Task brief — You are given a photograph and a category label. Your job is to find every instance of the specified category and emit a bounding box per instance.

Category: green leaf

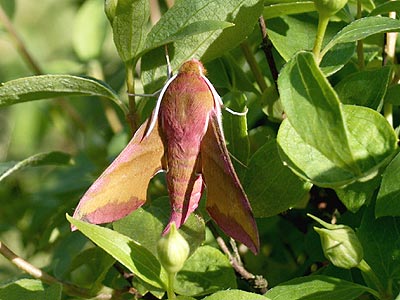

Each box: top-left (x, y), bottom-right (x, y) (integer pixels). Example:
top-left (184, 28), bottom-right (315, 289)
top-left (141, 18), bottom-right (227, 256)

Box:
top-left (384, 84), bottom-right (400, 105)
top-left (322, 16), bottom-right (400, 57)
top-left (175, 246), bottom-right (237, 296)
top-left (67, 247), bottom-right (115, 289)
top-left (111, 0), bottom-right (150, 62)
top-left (0, 75), bottom-right (127, 113)
top-left (72, 0), bottom-right (108, 61)
top-left (0, 279), bottom-right (62, 300)
top-left (264, 1), bottom-right (315, 19)
top-left (334, 66), bottom-right (392, 111)
top-left (202, 289), bottom-right (269, 300)
top-left (260, 85), bottom-right (284, 122)
top-left (143, 20), bottom-right (234, 56)
top-left (265, 275), bottom-right (374, 300)
top-left (358, 202), bottom-right (400, 295)
top-left (277, 52), bottom-right (397, 187)
top-left (319, 42), bottom-right (355, 76)
top-left (0, 151), bottom-right (72, 182)
top-left (278, 105), bottom-right (397, 187)
top-left (244, 139), bottom-right (312, 217)
top-left (278, 51), bottom-right (357, 174)
top-left (267, 15), bottom-right (354, 75)
top-left (376, 152), bottom-right (400, 217)
top-left (222, 91), bottom-right (249, 178)
top-left (334, 176), bottom-right (381, 213)
top-left (369, 1), bottom-right (400, 16)
top-left (0, 0), bottom-right (16, 18)
top-left (141, 0), bottom-right (263, 89)
top-left (67, 214), bottom-right (168, 290)
top-left (113, 197), bottom-right (205, 257)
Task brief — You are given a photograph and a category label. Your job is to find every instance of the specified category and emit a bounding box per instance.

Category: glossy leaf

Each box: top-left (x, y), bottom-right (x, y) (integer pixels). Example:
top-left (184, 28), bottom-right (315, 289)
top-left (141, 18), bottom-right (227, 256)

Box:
top-left (111, 0), bottom-right (149, 62)
top-left (384, 84), bottom-right (400, 105)
top-left (141, 0), bottom-right (263, 89)
top-left (376, 152), bottom-right (400, 217)
top-left (278, 105), bottom-right (397, 187)
top-left (278, 51), bottom-right (357, 175)
top-left (0, 151), bottom-right (71, 182)
top-left (335, 66), bottom-right (392, 111)
top-left (244, 139), bottom-right (312, 217)
top-left (265, 275), bottom-right (374, 300)
top-left (267, 15), bottom-right (354, 75)
top-left (67, 214), bottom-right (168, 290)
top-left (264, 1), bottom-right (315, 19)
top-left (113, 197), bottom-right (205, 257)
top-left (0, 279), bottom-right (62, 300)
top-left (369, 1), bottom-right (400, 16)
top-left (358, 202), bottom-right (400, 295)
top-left (67, 247), bottom-right (115, 290)
top-left (202, 289), bottom-right (268, 300)
top-left (0, 75), bottom-right (127, 113)
top-left (143, 20), bottom-right (234, 56)
top-left (175, 246), bottom-right (236, 296)
top-left (322, 16), bottom-right (400, 57)
top-left (277, 52), bottom-right (397, 187)
top-left (335, 176), bottom-right (381, 213)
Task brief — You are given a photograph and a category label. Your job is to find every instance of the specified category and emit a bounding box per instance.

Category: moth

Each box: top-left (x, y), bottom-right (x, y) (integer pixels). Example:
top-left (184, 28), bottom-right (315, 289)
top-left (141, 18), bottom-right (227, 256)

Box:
top-left (73, 59), bottom-right (260, 254)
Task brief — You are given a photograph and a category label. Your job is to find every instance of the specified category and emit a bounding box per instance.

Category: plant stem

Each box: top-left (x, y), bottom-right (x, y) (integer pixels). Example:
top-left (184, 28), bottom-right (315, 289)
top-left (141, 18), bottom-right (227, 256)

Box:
top-left (240, 41), bottom-right (267, 93)
top-left (0, 5), bottom-right (42, 74)
top-left (258, 16), bottom-right (279, 89)
top-left (167, 272), bottom-right (176, 299)
top-left (126, 62), bottom-right (139, 133)
top-left (383, 9), bottom-right (397, 127)
top-left (88, 59), bottom-right (124, 134)
top-left (356, 1), bottom-right (365, 70)
top-left (358, 259), bottom-right (391, 300)
top-left (313, 14), bottom-right (330, 64)
top-left (0, 240), bottom-right (95, 299)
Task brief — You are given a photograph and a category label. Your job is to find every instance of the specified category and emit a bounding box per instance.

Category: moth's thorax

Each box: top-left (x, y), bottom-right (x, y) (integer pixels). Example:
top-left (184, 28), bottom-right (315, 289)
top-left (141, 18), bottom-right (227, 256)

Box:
top-left (178, 59), bottom-right (206, 76)
top-left (159, 71), bottom-right (214, 145)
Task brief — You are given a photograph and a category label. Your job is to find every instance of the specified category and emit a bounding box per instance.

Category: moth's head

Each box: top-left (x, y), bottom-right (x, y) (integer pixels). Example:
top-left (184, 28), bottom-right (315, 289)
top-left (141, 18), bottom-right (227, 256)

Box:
top-left (178, 59), bottom-right (207, 76)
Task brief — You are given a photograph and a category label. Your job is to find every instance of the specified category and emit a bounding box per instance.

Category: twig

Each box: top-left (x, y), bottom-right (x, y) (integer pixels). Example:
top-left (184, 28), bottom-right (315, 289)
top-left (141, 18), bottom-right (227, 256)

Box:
top-left (0, 5), bottom-right (41, 75)
top-left (0, 240), bottom-right (97, 298)
top-left (258, 16), bottom-right (279, 88)
top-left (208, 223), bottom-right (268, 294)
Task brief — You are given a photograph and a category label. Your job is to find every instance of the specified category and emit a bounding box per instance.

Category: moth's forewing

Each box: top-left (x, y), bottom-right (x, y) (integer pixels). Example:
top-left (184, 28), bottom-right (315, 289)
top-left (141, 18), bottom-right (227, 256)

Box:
top-left (72, 119), bottom-right (164, 228)
top-left (201, 109), bottom-right (260, 254)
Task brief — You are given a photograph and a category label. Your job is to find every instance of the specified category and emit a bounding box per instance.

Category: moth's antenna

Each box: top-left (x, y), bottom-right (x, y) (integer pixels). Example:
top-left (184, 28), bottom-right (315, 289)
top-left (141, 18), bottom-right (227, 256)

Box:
top-left (165, 45), bottom-right (173, 79)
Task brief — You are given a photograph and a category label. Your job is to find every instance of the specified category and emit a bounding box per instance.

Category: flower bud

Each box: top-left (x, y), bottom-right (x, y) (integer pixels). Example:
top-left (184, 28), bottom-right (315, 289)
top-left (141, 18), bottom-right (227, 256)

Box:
top-left (308, 214), bottom-right (363, 269)
top-left (314, 0), bottom-right (348, 17)
top-left (157, 222), bottom-right (190, 274)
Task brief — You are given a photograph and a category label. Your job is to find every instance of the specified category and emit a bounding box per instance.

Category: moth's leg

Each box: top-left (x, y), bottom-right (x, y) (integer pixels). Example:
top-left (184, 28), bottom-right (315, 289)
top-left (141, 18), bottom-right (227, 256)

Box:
top-left (164, 44), bottom-right (173, 79)
top-left (223, 106), bottom-right (248, 116)
top-left (127, 90), bottom-right (161, 98)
